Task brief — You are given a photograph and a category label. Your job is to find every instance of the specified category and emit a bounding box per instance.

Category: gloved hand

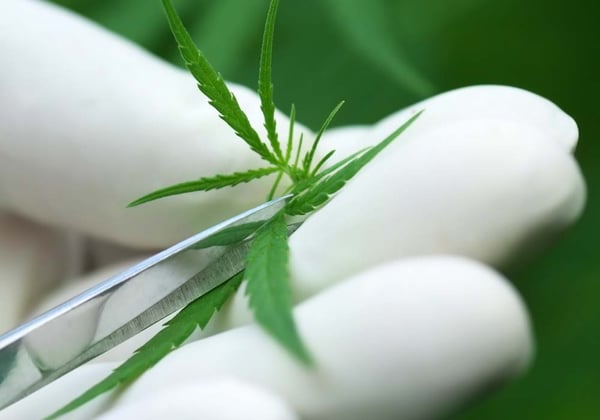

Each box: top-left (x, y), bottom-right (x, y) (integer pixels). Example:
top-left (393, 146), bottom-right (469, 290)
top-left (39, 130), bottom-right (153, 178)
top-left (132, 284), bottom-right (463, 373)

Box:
top-left (0, 1), bottom-right (585, 419)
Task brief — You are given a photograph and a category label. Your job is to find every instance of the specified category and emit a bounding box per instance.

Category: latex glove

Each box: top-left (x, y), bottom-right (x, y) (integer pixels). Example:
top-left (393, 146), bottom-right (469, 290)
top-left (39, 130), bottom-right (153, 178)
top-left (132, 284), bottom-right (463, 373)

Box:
top-left (0, 1), bottom-right (586, 419)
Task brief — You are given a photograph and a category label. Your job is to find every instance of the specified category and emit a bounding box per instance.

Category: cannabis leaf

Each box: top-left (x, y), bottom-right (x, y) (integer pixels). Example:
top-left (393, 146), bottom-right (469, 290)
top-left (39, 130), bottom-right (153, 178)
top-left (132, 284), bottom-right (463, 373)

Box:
top-left (244, 211), bottom-right (313, 364)
top-left (161, 0), bottom-right (276, 165)
top-left (46, 272), bottom-right (244, 420)
top-left (258, 0), bottom-right (283, 162)
top-left (302, 100), bottom-right (345, 177)
top-left (191, 221), bottom-right (267, 249)
top-left (287, 110), bottom-right (423, 215)
top-left (52, 0), bottom-right (422, 416)
top-left (128, 167), bottom-right (279, 207)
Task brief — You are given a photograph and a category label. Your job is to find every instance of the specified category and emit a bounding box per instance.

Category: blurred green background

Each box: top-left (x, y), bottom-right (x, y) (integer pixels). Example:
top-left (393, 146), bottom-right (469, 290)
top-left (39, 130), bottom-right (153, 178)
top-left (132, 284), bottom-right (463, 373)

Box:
top-left (51, 0), bottom-right (599, 417)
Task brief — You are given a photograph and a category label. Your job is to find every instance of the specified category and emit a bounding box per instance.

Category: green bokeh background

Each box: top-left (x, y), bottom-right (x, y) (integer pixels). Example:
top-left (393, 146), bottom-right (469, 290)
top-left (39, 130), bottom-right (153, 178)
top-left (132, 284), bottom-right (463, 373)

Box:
top-left (51, 0), bottom-right (600, 417)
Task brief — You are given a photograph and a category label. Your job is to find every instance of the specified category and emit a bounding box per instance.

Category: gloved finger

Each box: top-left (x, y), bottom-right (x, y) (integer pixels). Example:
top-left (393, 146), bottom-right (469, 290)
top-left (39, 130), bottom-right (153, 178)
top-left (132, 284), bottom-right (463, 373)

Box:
top-left (0, 0), bottom-right (310, 249)
top-left (290, 85), bottom-right (585, 299)
top-left (117, 256), bottom-right (532, 420)
top-left (97, 378), bottom-right (298, 420)
top-left (0, 212), bottom-right (84, 333)
top-left (0, 363), bottom-right (117, 420)
top-left (191, 84), bottom-right (585, 332)
top-left (324, 84), bottom-right (579, 158)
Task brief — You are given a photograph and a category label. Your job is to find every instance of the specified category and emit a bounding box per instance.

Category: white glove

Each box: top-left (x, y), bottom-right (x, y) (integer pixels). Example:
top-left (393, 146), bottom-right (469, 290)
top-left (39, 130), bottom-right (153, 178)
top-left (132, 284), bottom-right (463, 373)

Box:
top-left (0, 1), bottom-right (585, 419)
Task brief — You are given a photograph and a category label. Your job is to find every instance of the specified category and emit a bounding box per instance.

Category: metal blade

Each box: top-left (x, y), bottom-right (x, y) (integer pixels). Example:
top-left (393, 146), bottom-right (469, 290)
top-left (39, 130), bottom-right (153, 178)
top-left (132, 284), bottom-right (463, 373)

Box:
top-left (0, 196), bottom-right (291, 408)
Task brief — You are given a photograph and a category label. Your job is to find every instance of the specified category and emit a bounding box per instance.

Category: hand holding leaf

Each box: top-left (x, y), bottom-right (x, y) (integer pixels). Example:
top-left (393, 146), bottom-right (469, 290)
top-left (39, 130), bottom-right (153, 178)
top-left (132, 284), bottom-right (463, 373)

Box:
top-left (49, 0), bottom-right (420, 416)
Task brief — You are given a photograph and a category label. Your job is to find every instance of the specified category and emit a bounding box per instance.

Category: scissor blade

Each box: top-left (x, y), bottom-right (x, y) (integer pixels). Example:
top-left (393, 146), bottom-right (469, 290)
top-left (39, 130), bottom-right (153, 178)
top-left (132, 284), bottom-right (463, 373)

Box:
top-left (0, 196), bottom-right (291, 409)
top-left (9, 222), bottom-right (303, 405)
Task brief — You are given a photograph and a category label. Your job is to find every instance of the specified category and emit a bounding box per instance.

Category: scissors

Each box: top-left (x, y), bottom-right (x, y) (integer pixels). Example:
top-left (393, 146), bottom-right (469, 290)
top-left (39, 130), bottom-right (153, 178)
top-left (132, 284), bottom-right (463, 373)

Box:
top-left (0, 195), bottom-right (296, 409)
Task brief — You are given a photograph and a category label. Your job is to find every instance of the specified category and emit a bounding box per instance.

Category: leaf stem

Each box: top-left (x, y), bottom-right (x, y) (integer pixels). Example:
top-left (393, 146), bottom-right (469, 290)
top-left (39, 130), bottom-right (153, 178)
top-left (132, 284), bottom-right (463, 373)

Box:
top-left (284, 104), bottom-right (296, 164)
top-left (267, 171), bottom-right (284, 200)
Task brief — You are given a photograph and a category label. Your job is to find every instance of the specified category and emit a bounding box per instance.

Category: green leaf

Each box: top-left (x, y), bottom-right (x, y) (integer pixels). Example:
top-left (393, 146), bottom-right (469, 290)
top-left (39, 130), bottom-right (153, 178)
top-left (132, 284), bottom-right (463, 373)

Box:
top-left (191, 221), bottom-right (266, 249)
top-left (291, 133), bottom-right (304, 177)
top-left (284, 104), bottom-right (297, 163)
top-left (128, 166), bottom-right (279, 207)
top-left (289, 147), bottom-right (370, 196)
top-left (287, 110), bottom-right (423, 215)
top-left (258, 0), bottom-right (283, 161)
top-left (161, 0), bottom-right (276, 165)
top-left (46, 272), bottom-right (245, 419)
top-left (267, 171), bottom-right (285, 200)
top-left (302, 100), bottom-right (345, 176)
top-left (310, 149), bottom-right (336, 177)
top-left (244, 211), bottom-right (313, 365)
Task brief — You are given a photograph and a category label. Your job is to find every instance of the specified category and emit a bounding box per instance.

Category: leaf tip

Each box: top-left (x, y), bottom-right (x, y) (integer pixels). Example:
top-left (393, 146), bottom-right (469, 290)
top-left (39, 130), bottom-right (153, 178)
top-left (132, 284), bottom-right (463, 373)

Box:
top-left (126, 195), bottom-right (151, 207)
top-left (294, 346), bottom-right (316, 368)
top-left (126, 200), bottom-right (140, 208)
